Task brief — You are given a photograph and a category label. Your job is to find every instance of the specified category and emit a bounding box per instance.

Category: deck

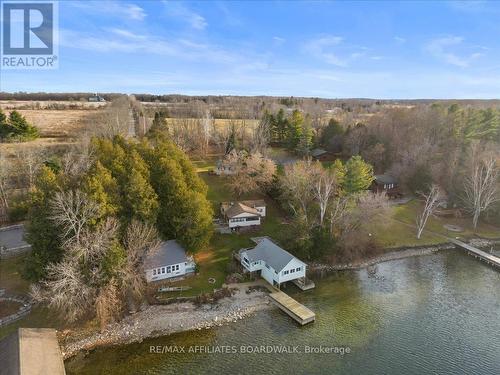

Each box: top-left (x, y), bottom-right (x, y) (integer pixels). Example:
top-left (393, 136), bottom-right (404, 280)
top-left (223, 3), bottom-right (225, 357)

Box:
top-left (451, 239), bottom-right (500, 268)
top-left (269, 290), bottom-right (315, 325)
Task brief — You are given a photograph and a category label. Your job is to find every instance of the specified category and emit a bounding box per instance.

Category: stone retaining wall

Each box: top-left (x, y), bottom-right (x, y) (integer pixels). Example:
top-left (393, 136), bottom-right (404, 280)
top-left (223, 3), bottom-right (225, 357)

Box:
top-left (0, 295), bottom-right (32, 327)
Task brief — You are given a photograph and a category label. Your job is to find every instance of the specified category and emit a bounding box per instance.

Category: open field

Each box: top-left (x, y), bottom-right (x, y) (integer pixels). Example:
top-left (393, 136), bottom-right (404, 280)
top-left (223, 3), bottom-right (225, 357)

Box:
top-left (15, 109), bottom-right (100, 138)
top-left (0, 100), bottom-right (106, 110)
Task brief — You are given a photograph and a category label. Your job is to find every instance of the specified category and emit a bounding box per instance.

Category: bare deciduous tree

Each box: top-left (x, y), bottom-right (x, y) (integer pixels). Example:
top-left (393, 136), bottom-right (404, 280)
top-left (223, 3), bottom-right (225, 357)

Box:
top-left (281, 160), bottom-right (316, 223)
top-left (416, 184), bottom-right (442, 239)
top-left (0, 152), bottom-right (11, 211)
top-left (226, 151), bottom-right (276, 196)
top-left (311, 163), bottom-right (337, 226)
top-left (462, 146), bottom-right (499, 228)
top-left (50, 189), bottom-right (100, 245)
top-left (14, 146), bottom-right (45, 191)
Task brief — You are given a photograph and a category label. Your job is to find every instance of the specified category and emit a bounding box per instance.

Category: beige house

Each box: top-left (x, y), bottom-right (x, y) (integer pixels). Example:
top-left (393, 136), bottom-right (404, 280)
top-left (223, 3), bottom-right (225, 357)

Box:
top-left (220, 200), bottom-right (266, 229)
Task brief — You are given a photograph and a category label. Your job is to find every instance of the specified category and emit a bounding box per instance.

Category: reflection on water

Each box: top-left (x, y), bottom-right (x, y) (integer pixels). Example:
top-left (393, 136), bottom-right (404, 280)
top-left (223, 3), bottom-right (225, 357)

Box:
top-left (66, 250), bottom-right (500, 375)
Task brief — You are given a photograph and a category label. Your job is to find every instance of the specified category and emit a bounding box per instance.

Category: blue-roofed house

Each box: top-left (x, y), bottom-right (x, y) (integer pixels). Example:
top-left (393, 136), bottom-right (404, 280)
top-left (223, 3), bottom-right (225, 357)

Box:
top-left (239, 238), bottom-right (307, 288)
top-left (144, 240), bottom-right (196, 282)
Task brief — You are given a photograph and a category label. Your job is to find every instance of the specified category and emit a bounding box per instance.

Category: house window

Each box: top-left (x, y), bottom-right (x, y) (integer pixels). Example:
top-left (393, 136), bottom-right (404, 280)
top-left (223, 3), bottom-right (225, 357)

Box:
top-left (290, 269), bottom-right (295, 273)
top-left (153, 269), bottom-right (157, 275)
top-left (242, 257), bottom-right (249, 265)
top-left (283, 270), bottom-right (289, 275)
top-left (166, 266), bottom-right (171, 273)
top-left (246, 217), bottom-right (259, 222)
top-left (296, 267), bottom-right (301, 272)
top-left (265, 264), bottom-right (270, 270)
top-left (175, 264), bottom-right (180, 271)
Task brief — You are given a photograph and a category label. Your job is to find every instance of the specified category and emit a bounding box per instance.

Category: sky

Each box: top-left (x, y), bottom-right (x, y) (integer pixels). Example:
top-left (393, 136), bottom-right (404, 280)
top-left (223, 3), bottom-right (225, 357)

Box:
top-left (1, 0), bottom-right (500, 99)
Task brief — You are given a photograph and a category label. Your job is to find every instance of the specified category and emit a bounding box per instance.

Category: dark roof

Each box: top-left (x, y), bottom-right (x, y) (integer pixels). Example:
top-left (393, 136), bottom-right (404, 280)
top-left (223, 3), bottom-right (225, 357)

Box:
top-left (311, 148), bottom-right (328, 157)
top-left (374, 174), bottom-right (397, 185)
top-left (0, 328), bottom-right (66, 375)
top-left (144, 240), bottom-right (187, 269)
top-left (242, 238), bottom-right (305, 272)
top-left (0, 226), bottom-right (29, 250)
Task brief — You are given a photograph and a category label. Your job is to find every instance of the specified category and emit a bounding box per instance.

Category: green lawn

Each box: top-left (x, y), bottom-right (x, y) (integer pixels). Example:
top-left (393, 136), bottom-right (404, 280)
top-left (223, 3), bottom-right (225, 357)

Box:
top-left (370, 199), bottom-right (500, 249)
top-left (0, 255), bottom-right (79, 340)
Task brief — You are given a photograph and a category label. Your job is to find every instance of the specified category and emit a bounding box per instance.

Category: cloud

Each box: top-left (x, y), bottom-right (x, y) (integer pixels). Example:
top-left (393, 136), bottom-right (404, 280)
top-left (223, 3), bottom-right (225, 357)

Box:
top-left (273, 36), bottom-right (285, 45)
top-left (304, 36), bottom-right (371, 67)
top-left (163, 1), bottom-right (207, 30)
top-left (59, 28), bottom-right (246, 65)
top-left (425, 36), bottom-right (484, 67)
top-left (394, 36), bottom-right (406, 44)
top-left (304, 36), bottom-right (347, 66)
top-left (68, 1), bottom-right (146, 21)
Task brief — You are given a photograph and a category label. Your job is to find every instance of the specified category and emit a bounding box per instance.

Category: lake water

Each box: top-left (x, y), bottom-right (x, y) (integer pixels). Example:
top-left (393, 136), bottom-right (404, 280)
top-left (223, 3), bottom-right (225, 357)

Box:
top-left (66, 249), bottom-right (500, 375)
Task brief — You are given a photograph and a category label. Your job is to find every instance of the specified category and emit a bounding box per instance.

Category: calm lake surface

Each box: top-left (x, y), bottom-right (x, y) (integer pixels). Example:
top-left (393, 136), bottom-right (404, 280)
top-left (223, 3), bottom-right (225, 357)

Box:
top-left (66, 249), bottom-right (500, 375)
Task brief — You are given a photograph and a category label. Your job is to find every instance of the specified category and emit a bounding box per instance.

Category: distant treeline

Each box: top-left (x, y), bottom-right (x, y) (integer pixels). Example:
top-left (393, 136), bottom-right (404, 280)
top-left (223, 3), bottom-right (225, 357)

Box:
top-left (1, 92), bottom-right (499, 110)
top-left (0, 92), bottom-right (122, 101)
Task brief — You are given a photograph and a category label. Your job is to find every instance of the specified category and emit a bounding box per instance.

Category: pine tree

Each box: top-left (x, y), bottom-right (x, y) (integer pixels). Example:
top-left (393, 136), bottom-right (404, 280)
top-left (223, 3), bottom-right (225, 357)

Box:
top-left (343, 156), bottom-right (374, 194)
top-left (287, 109), bottom-right (304, 150)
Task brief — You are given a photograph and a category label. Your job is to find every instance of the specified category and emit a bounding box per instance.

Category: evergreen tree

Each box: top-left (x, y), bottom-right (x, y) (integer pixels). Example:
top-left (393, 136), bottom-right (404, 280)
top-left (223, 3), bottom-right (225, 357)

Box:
top-left (287, 109), bottom-right (304, 150)
top-left (343, 156), bottom-right (374, 194)
top-left (296, 115), bottom-right (313, 155)
top-left (0, 110), bottom-right (39, 141)
top-left (23, 167), bottom-right (63, 281)
top-left (225, 124), bottom-right (238, 154)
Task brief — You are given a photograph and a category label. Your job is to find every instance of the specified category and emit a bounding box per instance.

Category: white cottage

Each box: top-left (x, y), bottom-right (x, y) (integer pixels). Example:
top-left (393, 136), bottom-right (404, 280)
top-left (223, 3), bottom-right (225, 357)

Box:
top-left (144, 240), bottom-right (196, 282)
top-left (220, 200), bottom-right (266, 229)
top-left (239, 238), bottom-right (307, 288)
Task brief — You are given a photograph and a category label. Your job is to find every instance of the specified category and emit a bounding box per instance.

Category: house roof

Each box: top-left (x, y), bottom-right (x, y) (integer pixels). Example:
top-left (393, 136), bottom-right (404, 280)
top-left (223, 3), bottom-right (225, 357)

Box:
top-left (221, 200), bottom-right (265, 218)
top-left (144, 240), bottom-right (187, 269)
top-left (0, 226), bottom-right (29, 250)
top-left (311, 148), bottom-right (327, 157)
top-left (242, 238), bottom-right (304, 272)
top-left (0, 328), bottom-right (66, 375)
top-left (374, 174), bottom-right (397, 185)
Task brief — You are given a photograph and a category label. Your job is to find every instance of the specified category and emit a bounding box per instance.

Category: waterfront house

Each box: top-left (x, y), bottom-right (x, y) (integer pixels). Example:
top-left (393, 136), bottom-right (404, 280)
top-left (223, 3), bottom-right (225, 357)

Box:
top-left (144, 240), bottom-right (196, 282)
top-left (220, 200), bottom-right (266, 229)
top-left (239, 238), bottom-right (307, 288)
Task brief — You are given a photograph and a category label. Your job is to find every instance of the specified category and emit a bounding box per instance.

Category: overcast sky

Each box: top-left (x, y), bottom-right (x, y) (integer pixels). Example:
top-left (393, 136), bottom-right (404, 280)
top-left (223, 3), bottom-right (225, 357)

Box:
top-left (1, 0), bottom-right (500, 98)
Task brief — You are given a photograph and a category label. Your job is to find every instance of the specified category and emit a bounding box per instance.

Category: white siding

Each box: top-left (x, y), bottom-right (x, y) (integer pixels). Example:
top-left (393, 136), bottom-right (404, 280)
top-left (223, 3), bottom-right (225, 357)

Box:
top-left (145, 262), bottom-right (187, 282)
top-left (278, 258), bottom-right (306, 283)
top-left (228, 214), bottom-right (261, 228)
top-left (255, 206), bottom-right (266, 217)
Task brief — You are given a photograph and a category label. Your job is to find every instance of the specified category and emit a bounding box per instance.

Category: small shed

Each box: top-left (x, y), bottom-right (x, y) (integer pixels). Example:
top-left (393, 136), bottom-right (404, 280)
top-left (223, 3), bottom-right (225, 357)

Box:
top-left (0, 328), bottom-right (66, 375)
top-left (310, 148), bottom-right (329, 160)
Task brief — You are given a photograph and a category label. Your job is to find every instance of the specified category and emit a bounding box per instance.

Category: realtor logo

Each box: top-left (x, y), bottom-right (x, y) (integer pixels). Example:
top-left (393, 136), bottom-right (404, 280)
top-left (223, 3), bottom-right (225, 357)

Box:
top-left (1, 1), bottom-right (58, 69)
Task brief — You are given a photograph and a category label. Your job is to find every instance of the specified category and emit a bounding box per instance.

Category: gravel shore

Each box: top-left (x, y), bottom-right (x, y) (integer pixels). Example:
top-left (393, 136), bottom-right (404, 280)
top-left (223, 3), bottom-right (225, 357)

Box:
top-left (61, 284), bottom-right (272, 359)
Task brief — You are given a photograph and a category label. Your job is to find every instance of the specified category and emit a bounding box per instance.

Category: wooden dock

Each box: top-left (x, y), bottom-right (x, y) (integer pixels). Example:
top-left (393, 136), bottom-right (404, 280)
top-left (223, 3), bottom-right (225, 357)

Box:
top-left (269, 291), bottom-right (315, 325)
top-left (451, 239), bottom-right (500, 268)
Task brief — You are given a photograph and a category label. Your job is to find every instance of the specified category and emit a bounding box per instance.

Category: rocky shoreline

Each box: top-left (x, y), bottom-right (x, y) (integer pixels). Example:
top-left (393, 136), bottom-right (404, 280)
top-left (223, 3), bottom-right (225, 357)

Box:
top-left (62, 237), bottom-right (500, 360)
top-left (61, 283), bottom-right (272, 360)
top-left (309, 237), bottom-right (500, 276)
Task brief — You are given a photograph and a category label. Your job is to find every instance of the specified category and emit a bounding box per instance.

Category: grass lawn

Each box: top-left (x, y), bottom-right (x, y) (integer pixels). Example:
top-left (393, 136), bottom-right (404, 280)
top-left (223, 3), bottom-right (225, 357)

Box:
top-left (0, 255), bottom-right (87, 340)
top-left (393, 200), bottom-right (500, 240)
top-left (191, 154), bottom-right (221, 173)
top-left (370, 199), bottom-right (500, 249)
